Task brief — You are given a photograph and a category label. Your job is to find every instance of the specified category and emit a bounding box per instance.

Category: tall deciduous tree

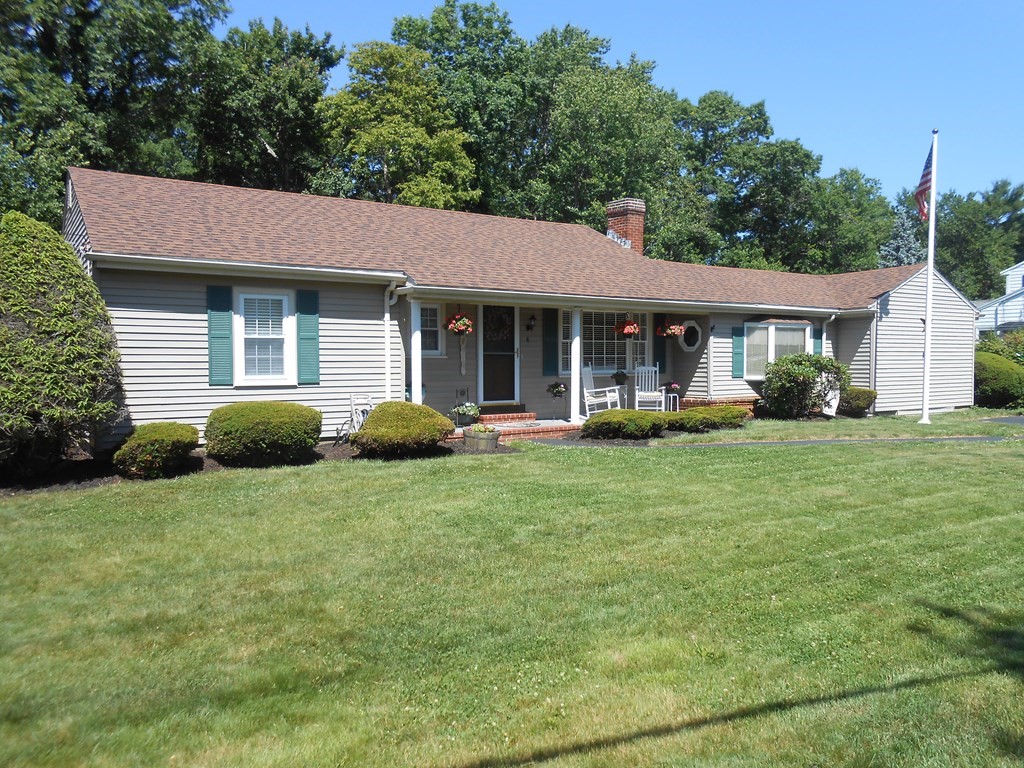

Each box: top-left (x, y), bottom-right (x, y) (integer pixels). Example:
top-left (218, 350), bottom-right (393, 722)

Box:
top-left (804, 168), bottom-right (893, 274)
top-left (312, 42), bottom-right (479, 209)
top-left (191, 19), bottom-right (341, 192)
top-left (0, 0), bottom-right (226, 225)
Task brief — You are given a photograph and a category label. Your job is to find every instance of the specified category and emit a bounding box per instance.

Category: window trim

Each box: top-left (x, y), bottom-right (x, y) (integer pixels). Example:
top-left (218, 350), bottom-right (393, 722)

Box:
top-left (559, 310), bottom-right (650, 375)
top-left (419, 303), bottom-right (445, 357)
top-left (743, 322), bottom-right (812, 381)
top-left (234, 289), bottom-right (297, 386)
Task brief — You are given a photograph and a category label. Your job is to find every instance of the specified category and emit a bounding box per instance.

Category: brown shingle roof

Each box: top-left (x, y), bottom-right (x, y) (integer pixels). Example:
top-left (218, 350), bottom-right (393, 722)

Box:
top-left (67, 167), bottom-right (923, 311)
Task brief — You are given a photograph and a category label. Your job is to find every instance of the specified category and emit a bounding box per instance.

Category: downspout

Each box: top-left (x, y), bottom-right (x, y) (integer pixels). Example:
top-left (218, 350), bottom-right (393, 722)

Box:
top-left (869, 302), bottom-right (879, 412)
top-left (383, 281), bottom-right (398, 401)
top-left (822, 313), bottom-right (837, 355)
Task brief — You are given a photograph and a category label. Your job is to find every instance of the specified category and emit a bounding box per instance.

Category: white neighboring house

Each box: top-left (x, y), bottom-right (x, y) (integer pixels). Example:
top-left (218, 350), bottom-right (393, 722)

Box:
top-left (976, 260), bottom-right (1024, 335)
top-left (61, 168), bottom-right (978, 445)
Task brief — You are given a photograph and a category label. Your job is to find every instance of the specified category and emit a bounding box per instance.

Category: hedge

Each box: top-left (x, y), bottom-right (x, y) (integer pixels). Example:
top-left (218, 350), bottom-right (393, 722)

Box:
top-left (205, 401), bottom-right (322, 467)
top-left (350, 401), bottom-right (454, 458)
top-left (113, 422), bottom-right (199, 479)
top-left (580, 409), bottom-right (663, 440)
top-left (838, 386), bottom-right (877, 417)
top-left (975, 351), bottom-right (1024, 408)
top-left (659, 405), bottom-right (749, 432)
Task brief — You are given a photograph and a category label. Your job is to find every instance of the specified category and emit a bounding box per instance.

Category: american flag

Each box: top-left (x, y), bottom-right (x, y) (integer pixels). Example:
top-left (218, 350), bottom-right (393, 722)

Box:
top-left (915, 146), bottom-right (933, 220)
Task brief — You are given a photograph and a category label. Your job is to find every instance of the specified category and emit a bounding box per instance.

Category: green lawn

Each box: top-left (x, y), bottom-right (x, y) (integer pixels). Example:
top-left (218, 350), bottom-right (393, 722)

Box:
top-left (2, 439), bottom-right (1023, 766)
top-left (655, 406), bottom-right (1024, 444)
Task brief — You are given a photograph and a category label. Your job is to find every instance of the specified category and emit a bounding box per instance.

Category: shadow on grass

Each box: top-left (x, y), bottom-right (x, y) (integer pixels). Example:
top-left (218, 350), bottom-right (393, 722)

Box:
top-left (451, 604), bottom-right (1023, 768)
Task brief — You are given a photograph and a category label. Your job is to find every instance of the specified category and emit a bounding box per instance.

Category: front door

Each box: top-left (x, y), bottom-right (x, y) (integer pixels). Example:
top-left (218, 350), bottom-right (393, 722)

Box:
top-left (481, 305), bottom-right (518, 402)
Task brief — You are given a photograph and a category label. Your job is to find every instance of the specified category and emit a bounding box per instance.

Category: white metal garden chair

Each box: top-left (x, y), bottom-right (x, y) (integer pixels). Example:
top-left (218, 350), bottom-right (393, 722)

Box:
top-left (336, 393), bottom-right (375, 443)
top-left (582, 363), bottom-right (621, 418)
top-left (633, 365), bottom-right (666, 411)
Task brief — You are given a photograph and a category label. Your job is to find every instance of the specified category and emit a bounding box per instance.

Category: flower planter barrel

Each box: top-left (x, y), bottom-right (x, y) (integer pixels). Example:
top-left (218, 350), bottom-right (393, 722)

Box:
top-left (464, 430), bottom-right (501, 451)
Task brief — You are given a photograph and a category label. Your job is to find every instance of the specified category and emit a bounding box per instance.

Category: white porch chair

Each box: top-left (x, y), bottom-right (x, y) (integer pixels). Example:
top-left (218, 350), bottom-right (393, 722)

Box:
top-left (633, 365), bottom-right (666, 411)
top-left (582, 364), bottom-right (621, 417)
top-left (336, 393), bottom-right (375, 443)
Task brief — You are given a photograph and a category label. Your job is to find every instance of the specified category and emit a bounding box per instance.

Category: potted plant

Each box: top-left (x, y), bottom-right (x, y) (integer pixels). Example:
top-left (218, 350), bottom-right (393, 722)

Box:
top-left (463, 422), bottom-right (500, 451)
top-left (664, 380), bottom-right (681, 394)
top-left (656, 324), bottom-right (685, 337)
top-left (546, 380), bottom-right (567, 398)
top-left (446, 312), bottom-right (474, 335)
top-left (611, 370), bottom-right (628, 386)
top-left (614, 320), bottom-right (641, 338)
top-left (449, 402), bottom-right (480, 427)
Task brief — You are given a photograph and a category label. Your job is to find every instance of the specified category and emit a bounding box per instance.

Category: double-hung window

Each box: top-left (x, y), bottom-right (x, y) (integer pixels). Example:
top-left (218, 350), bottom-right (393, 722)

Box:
top-left (559, 311), bottom-right (649, 373)
top-left (235, 291), bottom-right (296, 385)
top-left (744, 321), bottom-right (811, 379)
top-left (420, 304), bottom-right (444, 356)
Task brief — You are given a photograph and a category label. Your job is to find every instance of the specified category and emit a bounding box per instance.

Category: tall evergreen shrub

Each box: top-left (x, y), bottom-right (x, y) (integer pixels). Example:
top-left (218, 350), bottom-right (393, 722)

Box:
top-left (0, 211), bottom-right (122, 476)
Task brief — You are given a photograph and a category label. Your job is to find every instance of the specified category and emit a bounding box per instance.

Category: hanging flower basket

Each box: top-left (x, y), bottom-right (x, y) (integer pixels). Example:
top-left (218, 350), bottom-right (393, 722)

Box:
top-left (657, 324), bottom-right (685, 337)
top-left (446, 312), bottom-right (474, 335)
top-left (614, 320), bottom-right (641, 337)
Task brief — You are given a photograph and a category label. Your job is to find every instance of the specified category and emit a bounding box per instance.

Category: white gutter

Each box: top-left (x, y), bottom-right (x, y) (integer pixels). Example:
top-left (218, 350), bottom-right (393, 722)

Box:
top-left (383, 281), bottom-right (398, 401)
top-left (90, 251), bottom-right (408, 285)
top-left (397, 284), bottom-right (864, 317)
top-left (821, 313), bottom-right (837, 354)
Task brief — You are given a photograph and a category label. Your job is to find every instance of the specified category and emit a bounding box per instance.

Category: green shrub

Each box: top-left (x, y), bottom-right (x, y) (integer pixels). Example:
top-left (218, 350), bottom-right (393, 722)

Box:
top-left (976, 330), bottom-right (1024, 367)
top-left (660, 405), bottom-right (749, 433)
top-left (205, 401), bottom-right (322, 467)
top-left (838, 386), bottom-right (877, 417)
top-left (113, 422), bottom-right (199, 479)
top-left (580, 409), bottom-right (663, 440)
top-left (762, 354), bottom-right (851, 419)
top-left (350, 401), bottom-right (454, 458)
top-left (974, 351), bottom-right (1024, 408)
top-left (0, 211), bottom-right (123, 478)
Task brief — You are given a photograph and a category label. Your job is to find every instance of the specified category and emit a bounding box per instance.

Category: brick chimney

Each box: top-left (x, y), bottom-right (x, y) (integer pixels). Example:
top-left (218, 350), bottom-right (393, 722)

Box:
top-left (605, 198), bottom-right (646, 255)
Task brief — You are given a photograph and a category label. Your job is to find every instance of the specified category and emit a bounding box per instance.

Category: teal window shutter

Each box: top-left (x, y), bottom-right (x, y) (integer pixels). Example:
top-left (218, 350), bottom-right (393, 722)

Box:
top-left (812, 326), bottom-right (823, 355)
top-left (652, 313), bottom-right (667, 371)
top-left (296, 290), bottom-right (320, 385)
top-left (542, 308), bottom-right (559, 376)
top-left (731, 327), bottom-right (745, 378)
top-left (207, 285), bottom-right (233, 386)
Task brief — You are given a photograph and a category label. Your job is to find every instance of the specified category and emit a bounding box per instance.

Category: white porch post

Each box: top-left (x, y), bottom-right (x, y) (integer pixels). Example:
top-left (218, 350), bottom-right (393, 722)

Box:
top-left (410, 298), bottom-right (423, 404)
top-left (570, 308), bottom-right (583, 424)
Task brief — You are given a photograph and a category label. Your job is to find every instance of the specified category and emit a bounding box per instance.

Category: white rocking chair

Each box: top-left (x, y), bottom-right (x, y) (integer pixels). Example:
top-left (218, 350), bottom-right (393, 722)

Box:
top-left (633, 365), bottom-right (666, 411)
top-left (582, 364), bottom-right (621, 417)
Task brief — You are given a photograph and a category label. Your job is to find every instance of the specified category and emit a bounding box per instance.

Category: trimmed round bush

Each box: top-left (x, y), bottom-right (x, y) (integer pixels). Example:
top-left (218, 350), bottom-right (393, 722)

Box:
top-left (205, 401), bottom-right (322, 467)
top-left (762, 353), bottom-right (850, 419)
top-left (350, 401), bottom-right (454, 458)
top-left (838, 386), bottom-right (877, 417)
top-left (660, 405), bottom-right (749, 433)
top-left (580, 409), bottom-right (663, 440)
top-left (114, 422), bottom-right (199, 479)
top-left (975, 351), bottom-right (1024, 408)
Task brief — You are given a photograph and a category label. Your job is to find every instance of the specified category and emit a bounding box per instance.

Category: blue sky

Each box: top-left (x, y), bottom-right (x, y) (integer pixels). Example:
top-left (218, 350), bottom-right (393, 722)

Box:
top-left (220, 0), bottom-right (1022, 202)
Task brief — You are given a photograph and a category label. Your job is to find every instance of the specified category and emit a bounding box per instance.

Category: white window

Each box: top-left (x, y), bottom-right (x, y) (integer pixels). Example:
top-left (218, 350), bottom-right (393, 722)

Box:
top-left (560, 311), bottom-right (649, 373)
top-left (420, 304), bottom-right (444, 356)
top-left (235, 291), bottom-right (296, 385)
top-left (744, 322), bottom-right (811, 379)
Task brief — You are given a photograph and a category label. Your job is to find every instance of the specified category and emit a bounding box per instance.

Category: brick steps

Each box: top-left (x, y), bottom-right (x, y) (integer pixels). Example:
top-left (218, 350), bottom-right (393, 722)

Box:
top-left (477, 411), bottom-right (537, 424)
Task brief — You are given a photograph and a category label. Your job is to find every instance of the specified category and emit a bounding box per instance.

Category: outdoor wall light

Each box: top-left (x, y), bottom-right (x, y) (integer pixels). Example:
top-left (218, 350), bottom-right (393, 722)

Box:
top-left (526, 314), bottom-right (537, 331)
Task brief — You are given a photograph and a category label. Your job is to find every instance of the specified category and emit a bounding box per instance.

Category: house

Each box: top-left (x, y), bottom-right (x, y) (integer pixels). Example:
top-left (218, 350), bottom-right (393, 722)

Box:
top-left (61, 168), bottom-right (977, 443)
top-left (975, 260), bottom-right (1024, 335)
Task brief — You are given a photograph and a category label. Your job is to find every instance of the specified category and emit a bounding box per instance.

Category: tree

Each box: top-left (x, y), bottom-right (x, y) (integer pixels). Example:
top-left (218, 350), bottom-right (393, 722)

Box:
top-left (878, 206), bottom-right (926, 268)
top-left (0, 0), bottom-right (227, 225)
top-left (312, 42), bottom-right (479, 209)
top-left (803, 168), bottom-right (893, 274)
top-left (191, 19), bottom-right (341, 191)
top-left (0, 211), bottom-right (122, 477)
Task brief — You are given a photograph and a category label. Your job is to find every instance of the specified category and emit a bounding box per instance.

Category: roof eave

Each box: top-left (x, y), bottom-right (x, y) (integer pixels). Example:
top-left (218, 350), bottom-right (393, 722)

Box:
top-left (89, 251), bottom-right (409, 285)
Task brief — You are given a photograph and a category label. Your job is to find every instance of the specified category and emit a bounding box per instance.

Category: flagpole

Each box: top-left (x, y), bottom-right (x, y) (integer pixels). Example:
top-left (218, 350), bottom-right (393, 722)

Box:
top-left (918, 129), bottom-right (939, 424)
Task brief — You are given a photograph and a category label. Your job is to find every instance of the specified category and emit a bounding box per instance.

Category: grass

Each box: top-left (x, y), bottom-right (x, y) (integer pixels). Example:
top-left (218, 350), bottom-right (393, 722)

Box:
top-left (2, 438), bottom-right (1023, 766)
top-left (655, 406), bottom-right (1024, 444)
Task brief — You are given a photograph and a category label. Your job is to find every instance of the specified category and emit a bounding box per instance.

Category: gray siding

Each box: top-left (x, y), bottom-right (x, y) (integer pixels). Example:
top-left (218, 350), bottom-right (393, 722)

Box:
top-left (1004, 262), bottom-right (1024, 295)
top-left (666, 316), bottom-right (710, 398)
top-left (833, 316), bottom-right (873, 388)
top-left (61, 182), bottom-right (92, 276)
top-left (874, 269), bottom-right (975, 413)
top-left (708, 314), bottom-right (760, 399)
top-left (96, 269), bottom-right (403, 444)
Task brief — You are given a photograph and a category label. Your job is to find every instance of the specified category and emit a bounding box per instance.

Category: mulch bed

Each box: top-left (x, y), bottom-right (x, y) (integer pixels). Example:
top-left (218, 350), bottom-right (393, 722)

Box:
top-left (1, 438), bottom-right (519, 497)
